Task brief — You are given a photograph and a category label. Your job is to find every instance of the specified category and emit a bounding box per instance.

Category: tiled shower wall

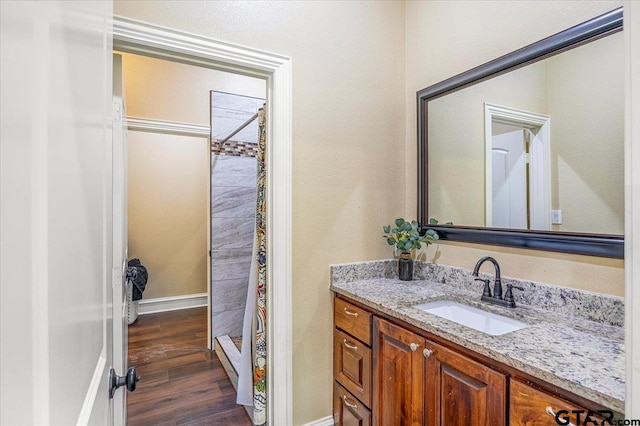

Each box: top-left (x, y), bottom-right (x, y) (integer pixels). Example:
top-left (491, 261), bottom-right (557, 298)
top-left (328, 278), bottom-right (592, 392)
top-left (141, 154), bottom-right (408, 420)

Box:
top-left (210, 91), bottom-right (264, 339)
top-left (210, 155), bottom-right (256, 338)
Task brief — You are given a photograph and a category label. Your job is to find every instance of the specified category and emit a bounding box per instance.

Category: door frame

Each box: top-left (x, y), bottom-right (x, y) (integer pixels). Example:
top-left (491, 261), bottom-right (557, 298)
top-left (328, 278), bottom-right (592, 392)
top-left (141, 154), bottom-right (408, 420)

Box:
top-left (484, 103), bottom-right (551, 230)
top-left (111, 53), bottom-right (128, 425)
top-left (113, 16), bottom-right (293, 425)
top-left (626, 0), bottom-right (640, 417)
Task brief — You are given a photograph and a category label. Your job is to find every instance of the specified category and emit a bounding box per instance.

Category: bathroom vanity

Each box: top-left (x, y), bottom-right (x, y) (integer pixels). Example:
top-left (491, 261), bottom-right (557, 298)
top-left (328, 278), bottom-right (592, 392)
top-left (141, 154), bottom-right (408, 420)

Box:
top-left (331, 261), bottom-right (624, 425)
top-left (332, 7), bottom-right (627, 425)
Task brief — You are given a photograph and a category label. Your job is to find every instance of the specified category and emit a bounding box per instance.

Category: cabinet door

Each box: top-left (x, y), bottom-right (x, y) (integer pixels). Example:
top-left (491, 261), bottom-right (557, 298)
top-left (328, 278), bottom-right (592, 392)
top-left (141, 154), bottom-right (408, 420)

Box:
top-left (424, 341), bottom-right (507, 426)
top-left (373, 318), bottom-right (425, 426)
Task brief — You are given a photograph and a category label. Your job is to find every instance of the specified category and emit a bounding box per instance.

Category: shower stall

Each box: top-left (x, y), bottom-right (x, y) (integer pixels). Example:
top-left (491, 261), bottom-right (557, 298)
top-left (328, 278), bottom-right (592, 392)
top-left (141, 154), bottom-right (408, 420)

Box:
top-left (209, 91), bottom-right (264, 411)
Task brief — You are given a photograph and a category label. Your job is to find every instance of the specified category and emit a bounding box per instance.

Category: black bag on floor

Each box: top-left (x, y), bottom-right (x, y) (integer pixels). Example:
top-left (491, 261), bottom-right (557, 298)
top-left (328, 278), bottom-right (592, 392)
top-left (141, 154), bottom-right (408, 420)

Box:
top-left (127, 258), bottom-right (148, 301)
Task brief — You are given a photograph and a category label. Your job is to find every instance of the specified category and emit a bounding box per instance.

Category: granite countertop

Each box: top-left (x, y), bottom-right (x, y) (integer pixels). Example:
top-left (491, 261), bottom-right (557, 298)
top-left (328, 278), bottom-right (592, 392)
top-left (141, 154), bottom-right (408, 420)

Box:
top-left (330, 261), bottom-right (625, 413)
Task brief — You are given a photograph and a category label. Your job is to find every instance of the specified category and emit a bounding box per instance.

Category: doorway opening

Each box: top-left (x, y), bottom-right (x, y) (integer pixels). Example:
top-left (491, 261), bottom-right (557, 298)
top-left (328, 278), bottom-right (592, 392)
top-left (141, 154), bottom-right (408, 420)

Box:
top-left (113, 15), bottom-right (293, 425)
top-left (117, 51), bottom-right (266, 424)
top-left (484, 103), bottom-right (551, 230)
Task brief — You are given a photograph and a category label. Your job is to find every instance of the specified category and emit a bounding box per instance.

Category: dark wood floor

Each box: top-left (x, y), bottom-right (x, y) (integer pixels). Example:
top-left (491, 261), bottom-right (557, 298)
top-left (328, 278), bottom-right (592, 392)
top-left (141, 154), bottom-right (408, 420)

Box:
top-left (127, 307), bottom-right (251, 426)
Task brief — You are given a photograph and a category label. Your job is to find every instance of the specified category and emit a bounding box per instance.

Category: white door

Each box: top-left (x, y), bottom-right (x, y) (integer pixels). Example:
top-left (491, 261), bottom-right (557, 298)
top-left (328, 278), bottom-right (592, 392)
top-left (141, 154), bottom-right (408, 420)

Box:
top-left (0, 1), bottom-right (127, 424)
top-left (491, 129), bottom-right (528, 229)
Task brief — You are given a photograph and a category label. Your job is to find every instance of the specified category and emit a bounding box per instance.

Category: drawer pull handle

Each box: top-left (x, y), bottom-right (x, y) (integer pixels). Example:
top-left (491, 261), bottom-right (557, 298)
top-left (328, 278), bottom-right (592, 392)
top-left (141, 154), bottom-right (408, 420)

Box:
top-left (343, 308), bottom-right (359, 317)
top-left (423, 348), bottom-right (433, 358)
top-left (410, 342), bottom-right (419, 351)
top-left (546, 406), bottom-right (576, 426)
top-left (343, 339), bottom-right (358, 351)
top-left (343, 395), bottom-right (358, 410)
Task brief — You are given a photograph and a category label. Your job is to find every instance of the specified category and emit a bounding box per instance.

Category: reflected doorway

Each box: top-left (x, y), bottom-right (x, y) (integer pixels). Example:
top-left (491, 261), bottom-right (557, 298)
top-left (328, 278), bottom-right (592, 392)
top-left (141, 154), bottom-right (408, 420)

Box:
top-left (485, 103), bottom-right (551, 230)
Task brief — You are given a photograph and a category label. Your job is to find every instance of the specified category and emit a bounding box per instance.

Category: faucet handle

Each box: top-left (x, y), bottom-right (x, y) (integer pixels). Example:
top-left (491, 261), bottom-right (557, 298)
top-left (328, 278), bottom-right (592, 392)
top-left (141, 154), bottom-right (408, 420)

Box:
top-left (504, 284), bottom-right (524, 305)
top-left (474, 277), bottom-right (492, 298)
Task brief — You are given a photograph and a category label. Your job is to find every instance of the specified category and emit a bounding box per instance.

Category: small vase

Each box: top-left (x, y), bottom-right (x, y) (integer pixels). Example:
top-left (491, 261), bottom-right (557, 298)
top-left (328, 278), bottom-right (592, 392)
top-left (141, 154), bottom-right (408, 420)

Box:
top-left (398, 252), bottom-right (413, 281)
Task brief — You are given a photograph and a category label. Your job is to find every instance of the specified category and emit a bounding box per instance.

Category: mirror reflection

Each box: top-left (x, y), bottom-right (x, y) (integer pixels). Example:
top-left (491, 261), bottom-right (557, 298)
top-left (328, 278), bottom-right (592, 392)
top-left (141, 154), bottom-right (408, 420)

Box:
top-left (427, 30), bottom-right (623, 235)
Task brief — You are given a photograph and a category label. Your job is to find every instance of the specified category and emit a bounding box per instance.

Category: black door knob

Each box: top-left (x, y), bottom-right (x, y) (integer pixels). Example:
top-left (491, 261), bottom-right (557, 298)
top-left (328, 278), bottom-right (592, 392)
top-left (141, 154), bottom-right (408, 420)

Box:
top-left (109, 367), bottom-right (141, 399)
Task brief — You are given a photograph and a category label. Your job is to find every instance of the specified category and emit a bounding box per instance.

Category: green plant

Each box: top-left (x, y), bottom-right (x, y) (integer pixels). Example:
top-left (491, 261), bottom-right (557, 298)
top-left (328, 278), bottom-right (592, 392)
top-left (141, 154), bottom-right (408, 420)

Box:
top-left (382, 218), bottom-right (439, 253)
top-left (428, 217), bottom-right (453, 226)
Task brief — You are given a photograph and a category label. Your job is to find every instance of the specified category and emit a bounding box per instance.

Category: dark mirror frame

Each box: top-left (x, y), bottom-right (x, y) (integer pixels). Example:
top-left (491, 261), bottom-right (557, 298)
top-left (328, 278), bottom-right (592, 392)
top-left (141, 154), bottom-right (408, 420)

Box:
top-left (418, 7), bottom-right (624, 259)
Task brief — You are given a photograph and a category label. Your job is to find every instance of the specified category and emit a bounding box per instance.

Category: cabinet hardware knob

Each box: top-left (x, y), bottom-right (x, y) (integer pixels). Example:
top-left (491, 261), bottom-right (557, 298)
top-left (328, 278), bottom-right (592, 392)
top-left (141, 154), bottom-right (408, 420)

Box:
top-left (343, 308), bottom-right (359, 317)
top-left (410, 342), bottom-right (419, 351)
top-left (423, 348), bottom-right (433, 358)
top-left (343, 339), bottom-right (358, 351)
top-left (343, 395), bottom-right (358, 410)
top-left (546, 406), bottom-right (576, 426)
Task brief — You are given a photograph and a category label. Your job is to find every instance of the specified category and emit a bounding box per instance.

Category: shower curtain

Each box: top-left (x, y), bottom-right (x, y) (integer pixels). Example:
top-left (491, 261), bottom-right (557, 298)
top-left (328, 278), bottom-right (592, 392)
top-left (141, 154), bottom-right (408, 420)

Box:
top-left (237, 106), bottom-right (267, 425)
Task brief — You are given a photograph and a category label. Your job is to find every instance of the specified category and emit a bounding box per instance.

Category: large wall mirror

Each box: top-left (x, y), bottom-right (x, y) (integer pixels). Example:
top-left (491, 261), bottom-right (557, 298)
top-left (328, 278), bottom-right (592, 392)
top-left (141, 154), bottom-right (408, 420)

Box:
top-left (418, 7), bottom-right (624, 258)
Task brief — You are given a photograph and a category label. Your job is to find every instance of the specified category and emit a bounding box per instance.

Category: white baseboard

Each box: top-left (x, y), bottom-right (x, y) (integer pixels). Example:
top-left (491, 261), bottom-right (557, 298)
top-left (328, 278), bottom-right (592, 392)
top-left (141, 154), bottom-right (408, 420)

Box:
top-left (302, 416), bottom-right (334, 426)
top-left (138, 293), bottom-right (207, 315)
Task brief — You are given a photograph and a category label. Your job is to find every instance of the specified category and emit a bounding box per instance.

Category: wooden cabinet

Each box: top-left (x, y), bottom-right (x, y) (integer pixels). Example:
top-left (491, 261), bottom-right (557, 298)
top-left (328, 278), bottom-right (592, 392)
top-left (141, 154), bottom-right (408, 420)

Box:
top-left (372, 317), bottom-right (505, 426)
top-left (424, 339), bottom-right (506, 425)
top-left (510, 380), bottom-right (608, 426)
top-left (373, 317), bottom-right (425, 425)
top-left (334, 382), bottom-right (372, 426)
top-left (334, 298), bottom-right (373, 425)
top-left (335, 298), bottom-right (372, 345)
top-left (335, 328), bottom-right (372, 407)
top-left (334, 295), bottom-right (612, 426)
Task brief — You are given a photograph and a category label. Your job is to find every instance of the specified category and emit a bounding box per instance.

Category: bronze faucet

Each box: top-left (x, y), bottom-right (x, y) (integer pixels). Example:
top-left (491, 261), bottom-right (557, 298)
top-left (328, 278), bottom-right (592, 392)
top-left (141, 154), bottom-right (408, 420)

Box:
top-left (472, 256), bottom-right (523, 308)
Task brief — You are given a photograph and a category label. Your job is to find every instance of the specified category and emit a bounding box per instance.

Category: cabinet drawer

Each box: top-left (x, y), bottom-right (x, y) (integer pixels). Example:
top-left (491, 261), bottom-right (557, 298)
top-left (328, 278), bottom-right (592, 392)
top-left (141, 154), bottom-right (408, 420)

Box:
top-left (335, 298), bottom-right (372, 345)
top-left (334, 329), bottom-right (372, 407)
top-left (510, 380), bottom-right (609, 425)
top-left (334, 382), bottom-right (372, 426)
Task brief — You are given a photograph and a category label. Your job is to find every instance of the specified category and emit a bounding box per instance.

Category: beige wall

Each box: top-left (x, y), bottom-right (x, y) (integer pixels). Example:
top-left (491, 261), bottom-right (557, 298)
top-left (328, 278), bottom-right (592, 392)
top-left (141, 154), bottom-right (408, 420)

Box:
top-left (120, 52), bottom-right (265, 124)
top-left (547, 31), bottom-right (625, 234)
top-left (428, 61), bottom-right (548, 226)
top-left (406, 0), bottom-right (624, 298)
top-left (127, 131), bottom-right (209, 299)
top-left (115, 2), bottom-right (406, 424)
top-left (122, 52), bottom-right (265, 299)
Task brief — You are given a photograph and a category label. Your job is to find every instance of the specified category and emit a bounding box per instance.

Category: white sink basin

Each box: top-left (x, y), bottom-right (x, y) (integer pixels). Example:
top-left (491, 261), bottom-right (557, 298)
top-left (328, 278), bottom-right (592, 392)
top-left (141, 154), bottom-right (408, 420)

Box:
top-left (413, 300), bottom-right (528, 336)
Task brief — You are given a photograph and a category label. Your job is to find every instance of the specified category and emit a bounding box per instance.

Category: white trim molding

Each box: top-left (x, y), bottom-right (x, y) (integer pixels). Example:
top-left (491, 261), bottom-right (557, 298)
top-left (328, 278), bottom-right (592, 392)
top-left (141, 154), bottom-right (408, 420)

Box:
top-left (113, 16), bottom-right (293, 425)
top-left (113, 16), bottom-right (289, 77)
top-left (76, 350), bottom-right (107, 426)
top-left (301, 416), bottom-right (335, 426)
top-left (625, 0), bottom-right (640, 419)
top-left (127, 116), bottom-right (210, 138)
top-left (264, 35), bottom-right (294, 426)
top-left (137, 293), bottom-right (208, 315)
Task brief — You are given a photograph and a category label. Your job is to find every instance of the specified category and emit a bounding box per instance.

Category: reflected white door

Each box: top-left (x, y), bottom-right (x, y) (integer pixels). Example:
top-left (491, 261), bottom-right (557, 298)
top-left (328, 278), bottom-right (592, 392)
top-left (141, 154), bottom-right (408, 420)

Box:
top-left (492, 130), bottom-right (527, 229)
top-left (0, 1), bottom-right (119, 424)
